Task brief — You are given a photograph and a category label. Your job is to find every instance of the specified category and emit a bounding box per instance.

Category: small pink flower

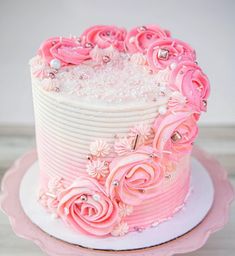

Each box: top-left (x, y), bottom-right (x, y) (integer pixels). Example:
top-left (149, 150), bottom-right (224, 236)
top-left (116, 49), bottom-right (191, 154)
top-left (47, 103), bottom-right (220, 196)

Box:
top-left (118, 202), bottom-right (133, 217)
top-left (125, 25), bottom-right (171, 54)
top-left (86, 159), bottom-right (109, 179)
top-left (90, 139), bottom-right (110, 157)
top-left (129, 123), bottom-right (152, 146)
top-left (114, 137), bottom-right (133, 156)
top-left (111, 222), bottom-right (129, 236)
top-left (48, 177), bottom-right (65, 194)
top-left (147, 38), bottom-right (196, 71)
top-left (42, 78), bottom-right (60, 92)
top-left (90, 45), bottom-right (119, 64)
top-left (82, 25), bottom-right (127, 51)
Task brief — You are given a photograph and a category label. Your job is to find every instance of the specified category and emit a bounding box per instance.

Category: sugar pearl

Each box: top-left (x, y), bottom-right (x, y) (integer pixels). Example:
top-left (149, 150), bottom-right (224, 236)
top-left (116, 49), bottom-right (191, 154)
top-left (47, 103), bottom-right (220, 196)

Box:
top-left (158, 106), bottom-right (167, 115)
top-left (138, 26), bottom-right (147, 31)
top-left (170, 62), bottom-right (177, 70)
top-left (112, 180), bottom-right (119, 186)
top-left (92, 194), bottom-right (100, 202)
top-left (103, 55), bottom-right (111, 63)
top-left (203, 100), bottom-right (207, 107)
top-left (50, 59), bottom-right (61, 70)
top-left (129, 36), bottom-right (135, 43)
top-left (85, 42), bottom-right (93, 48)
top-left (80, 195), bottom-right (88, 201)
top-left (64, 207), bottom-right (69, 215)
top-left (51, 213), bottom-right (58, 220)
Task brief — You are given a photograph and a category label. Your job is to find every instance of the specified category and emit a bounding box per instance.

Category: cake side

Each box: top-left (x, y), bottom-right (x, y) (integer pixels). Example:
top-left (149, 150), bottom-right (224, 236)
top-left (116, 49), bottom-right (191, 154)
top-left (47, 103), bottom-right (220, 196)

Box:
top-left (30, 24), bottom-right (210, 237)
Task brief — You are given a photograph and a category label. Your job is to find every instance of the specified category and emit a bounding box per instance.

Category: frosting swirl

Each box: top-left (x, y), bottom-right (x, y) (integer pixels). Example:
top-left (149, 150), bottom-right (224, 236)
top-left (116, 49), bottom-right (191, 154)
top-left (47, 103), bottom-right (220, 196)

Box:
top-left (170, 61), bottom-right (210, 112)
top-left (153, 110), bottom-right (198, 155)
top-left (106, 146), bottom-right (164, 206)
top-left (147, 38), bottom-right (196, 71)
top-left (57, 176), bottom-right (119, 236)
top-left (82, 25), bottom-right (127, 51)
top-left (38, 37), bottom-right (91, 66)
top-left (125, 25), bottom-right (171, 53)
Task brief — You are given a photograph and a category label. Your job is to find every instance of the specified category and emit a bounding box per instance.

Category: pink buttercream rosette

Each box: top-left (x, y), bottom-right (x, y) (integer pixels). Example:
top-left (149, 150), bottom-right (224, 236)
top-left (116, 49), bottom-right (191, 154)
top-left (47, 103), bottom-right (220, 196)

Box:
top-left (57, 176), bottom-right (119, 236)
top-left (106, 146), bottom-right (165, 206)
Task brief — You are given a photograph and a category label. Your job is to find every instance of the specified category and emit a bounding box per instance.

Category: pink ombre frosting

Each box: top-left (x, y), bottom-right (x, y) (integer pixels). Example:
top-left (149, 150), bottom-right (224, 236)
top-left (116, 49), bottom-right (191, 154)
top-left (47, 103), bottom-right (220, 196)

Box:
top-left (30, 24), bottom-right (211, 238)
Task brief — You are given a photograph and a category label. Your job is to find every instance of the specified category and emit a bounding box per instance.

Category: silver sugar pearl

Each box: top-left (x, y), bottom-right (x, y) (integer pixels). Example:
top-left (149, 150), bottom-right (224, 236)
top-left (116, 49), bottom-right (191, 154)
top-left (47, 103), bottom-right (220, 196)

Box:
top-left (203, 100), bottom-right (207, 107)
top-left (138, 26), bottom-right (147, 31)
top-left (50, 59), bottom-right (61, 70)
top-left (48, 72), bottom-right (56, 79)
top-left (80, 195), bottom-right (88, 202)
top-left (92, 194), bottom-right (100, 202)
top-left (64, 207), bottom-right (69, 215)
top-left (102, 55), bottom-right (111, 63)
top-left (112, 180), bottom-right (119, 187)
top-left (85, 42), bottom-right (93, 48)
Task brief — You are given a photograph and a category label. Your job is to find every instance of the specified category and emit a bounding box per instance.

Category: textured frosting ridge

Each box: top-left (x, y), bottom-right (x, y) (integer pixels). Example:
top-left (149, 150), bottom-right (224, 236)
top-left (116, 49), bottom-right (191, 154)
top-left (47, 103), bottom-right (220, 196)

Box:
top-left (31, 24), bottom-right (210, 237)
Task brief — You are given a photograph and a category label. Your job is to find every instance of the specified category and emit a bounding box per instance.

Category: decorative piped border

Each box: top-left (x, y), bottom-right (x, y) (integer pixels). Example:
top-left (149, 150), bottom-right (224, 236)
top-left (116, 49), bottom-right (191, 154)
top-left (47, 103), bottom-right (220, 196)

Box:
top-left (30, 25), bottom-right (210, 113)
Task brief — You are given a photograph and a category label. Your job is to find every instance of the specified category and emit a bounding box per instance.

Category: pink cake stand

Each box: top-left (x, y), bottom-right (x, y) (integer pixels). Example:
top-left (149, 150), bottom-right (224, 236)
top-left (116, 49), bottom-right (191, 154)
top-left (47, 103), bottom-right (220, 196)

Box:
top-left (0, 147), bottom-right (234, 256)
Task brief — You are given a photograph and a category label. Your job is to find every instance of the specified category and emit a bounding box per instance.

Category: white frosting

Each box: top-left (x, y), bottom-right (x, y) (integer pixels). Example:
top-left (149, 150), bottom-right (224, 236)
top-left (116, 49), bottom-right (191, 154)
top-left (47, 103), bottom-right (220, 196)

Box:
top-left (30, 51), bottom-right (172, 106)
top-left (32, 82), bottom-right (168, 184)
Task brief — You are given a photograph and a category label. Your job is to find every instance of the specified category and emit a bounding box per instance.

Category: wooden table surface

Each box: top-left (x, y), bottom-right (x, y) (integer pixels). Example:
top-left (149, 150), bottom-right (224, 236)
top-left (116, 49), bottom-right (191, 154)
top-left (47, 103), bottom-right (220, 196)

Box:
top-left (0, 126), bottom-right (234, 256)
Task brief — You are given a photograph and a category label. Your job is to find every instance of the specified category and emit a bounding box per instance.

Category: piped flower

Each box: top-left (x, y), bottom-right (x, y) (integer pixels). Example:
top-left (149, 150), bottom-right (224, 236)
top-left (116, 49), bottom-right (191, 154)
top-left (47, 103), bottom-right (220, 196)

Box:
top-left (90, 45), bottom-right (119, 64)
top-left (129, 123), bottom-right (152, 146)
top-left (90, 139), bottom-right (110, 157)
top-left (114, 137), bottom-right (133, 156)
top-left (111, 222), bottom-right (129, 236)
top-left (86, 159), bottom-right (109, 179)
top-left (118, 202), bottom-right (133, 217)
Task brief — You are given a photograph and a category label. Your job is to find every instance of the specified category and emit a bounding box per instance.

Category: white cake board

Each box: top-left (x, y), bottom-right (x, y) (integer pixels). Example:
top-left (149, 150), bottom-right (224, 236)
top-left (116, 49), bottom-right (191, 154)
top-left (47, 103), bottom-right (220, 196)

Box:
top-left (19, 157), bottom-right (214, 251)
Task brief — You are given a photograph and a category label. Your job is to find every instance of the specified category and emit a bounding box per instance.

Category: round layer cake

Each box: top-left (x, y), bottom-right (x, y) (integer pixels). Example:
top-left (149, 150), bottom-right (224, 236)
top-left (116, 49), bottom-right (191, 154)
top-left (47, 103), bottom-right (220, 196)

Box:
top-left (30, 25), bottom-right (210, 237)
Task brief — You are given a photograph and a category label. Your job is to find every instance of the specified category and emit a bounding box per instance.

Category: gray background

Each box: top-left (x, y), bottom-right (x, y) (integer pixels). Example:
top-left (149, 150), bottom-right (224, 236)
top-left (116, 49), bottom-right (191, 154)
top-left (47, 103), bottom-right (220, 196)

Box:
top-left (0, 0), bottom-right (234, 125)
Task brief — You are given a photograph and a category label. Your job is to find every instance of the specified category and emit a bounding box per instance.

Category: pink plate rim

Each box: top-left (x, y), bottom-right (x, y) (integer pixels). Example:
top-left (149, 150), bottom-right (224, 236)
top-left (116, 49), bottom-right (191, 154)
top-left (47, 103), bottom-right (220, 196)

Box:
top-left (0, 146), bottom-right (234, 256)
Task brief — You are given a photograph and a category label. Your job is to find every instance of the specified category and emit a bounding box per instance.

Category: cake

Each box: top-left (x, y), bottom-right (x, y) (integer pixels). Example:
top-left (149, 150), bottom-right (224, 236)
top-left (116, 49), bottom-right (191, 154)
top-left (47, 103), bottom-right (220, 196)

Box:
top-left (29, 25), bottom-right (210, 238)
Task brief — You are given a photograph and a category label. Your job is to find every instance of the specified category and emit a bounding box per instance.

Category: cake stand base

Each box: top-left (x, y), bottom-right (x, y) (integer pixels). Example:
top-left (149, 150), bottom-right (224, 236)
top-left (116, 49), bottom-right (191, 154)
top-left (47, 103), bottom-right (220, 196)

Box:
top-left (0, 147), bottom-right (234, 256)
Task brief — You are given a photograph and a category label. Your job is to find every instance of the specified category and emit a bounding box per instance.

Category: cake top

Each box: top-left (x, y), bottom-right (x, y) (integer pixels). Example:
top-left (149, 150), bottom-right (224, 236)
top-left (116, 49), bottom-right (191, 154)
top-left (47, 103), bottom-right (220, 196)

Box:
top-left (30, 25), bottom-right (209, 111)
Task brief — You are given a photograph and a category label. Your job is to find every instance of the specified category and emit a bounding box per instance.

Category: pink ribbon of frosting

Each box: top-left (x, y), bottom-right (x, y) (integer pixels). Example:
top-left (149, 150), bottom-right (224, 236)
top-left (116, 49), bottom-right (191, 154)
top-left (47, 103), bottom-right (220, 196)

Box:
top-left (57, 176), bottom-right (119, 236)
